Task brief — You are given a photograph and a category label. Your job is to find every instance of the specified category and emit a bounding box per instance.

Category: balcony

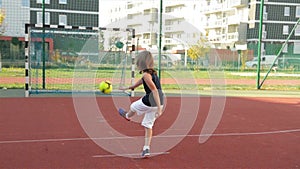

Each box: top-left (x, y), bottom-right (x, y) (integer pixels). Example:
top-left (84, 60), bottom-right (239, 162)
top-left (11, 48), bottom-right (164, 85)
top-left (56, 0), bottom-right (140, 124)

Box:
top-left (203, 4), bottom-right (223, 14)
top-left (227, 32), bottom-right (239, 41)
top-left (227, 16), bottom-right (240, 25)
top-left (165, 4), bottom-right (185, 13)
top-left (228, 0), bottom-right (248, 8)
top-left (207, 23), bottom-right (247, 44)
top-left (208, 34), bottom-right (224, 43)
top-left (165, 25), bottom-right (185, 33)
top-left (206, 19), bottom-right (223, 28)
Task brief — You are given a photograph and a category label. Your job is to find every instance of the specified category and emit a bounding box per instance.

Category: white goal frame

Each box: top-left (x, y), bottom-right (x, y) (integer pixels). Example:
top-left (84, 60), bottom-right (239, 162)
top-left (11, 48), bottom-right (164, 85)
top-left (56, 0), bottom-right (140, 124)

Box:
top-left (24, 24), bottom-right (136, 97)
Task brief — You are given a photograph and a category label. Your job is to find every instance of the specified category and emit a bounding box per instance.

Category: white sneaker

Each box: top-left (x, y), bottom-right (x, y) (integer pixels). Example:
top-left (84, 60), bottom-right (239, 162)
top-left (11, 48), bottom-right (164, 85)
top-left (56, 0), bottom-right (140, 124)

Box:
top-left (141, 149), bottom-right (150, 158)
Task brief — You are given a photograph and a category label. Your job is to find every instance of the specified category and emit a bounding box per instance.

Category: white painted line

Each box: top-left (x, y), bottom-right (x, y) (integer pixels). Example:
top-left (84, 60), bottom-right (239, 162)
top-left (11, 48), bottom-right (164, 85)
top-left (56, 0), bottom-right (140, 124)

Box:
top-left (0, 136), bottom-right (134, 144)
top-left (0, 128), bottom-right (299, 144)
top-left (92, 152), bottom-right (170, 158)
top-left (0, 137), bottom-right (91, 144)
top-left (197, 128), bottom-right (300, 137)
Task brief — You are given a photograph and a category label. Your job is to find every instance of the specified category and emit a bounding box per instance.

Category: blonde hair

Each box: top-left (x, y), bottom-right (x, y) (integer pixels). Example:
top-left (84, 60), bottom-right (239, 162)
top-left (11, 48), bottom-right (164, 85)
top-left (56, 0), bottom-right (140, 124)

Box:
top-left (136, 51), bottom-right (154, 71)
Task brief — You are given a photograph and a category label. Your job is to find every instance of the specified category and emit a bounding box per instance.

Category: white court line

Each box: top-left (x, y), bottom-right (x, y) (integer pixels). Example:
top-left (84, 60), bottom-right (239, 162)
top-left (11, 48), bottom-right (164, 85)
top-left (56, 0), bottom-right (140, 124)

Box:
top-left (92, 152), bottom-right (170, 158)
top-left (0, 137), bottom-right (91, 144)
top-left (1, 128), bottom-right (300, 144)
top-left (199, 128), bottom-right (300, 137)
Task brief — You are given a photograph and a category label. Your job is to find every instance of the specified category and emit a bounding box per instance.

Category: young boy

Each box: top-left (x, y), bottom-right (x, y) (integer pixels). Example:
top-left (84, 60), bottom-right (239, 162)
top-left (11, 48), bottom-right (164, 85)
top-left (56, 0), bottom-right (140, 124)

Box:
top-left (119, 50), bottom-right (164, 158)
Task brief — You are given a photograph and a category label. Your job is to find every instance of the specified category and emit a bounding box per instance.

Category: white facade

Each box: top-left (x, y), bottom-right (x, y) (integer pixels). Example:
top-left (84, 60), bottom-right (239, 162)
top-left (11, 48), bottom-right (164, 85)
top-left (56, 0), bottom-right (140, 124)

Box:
top-left (101, 0), bottom-right (250, 50)
top-left (0, 0), bottom-right (30, 37)
top-left (201, 0), bottom-right (249, 49)
top-left (102, 0), bottom-right (206, 52)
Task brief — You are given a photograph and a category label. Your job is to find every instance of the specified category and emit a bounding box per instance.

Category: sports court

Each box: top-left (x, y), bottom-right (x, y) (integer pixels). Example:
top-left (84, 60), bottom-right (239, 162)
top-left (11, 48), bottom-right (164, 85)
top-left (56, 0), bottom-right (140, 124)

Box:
top-left (0, 89), bottom-right (300, 168)
top-left (1, 0), bottom-right (300, 168)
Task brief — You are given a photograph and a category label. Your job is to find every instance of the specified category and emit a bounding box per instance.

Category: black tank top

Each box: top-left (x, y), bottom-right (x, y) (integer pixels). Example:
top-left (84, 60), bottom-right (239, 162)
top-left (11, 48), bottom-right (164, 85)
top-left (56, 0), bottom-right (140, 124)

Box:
top-left (141, 73), bottom-right (164, 107)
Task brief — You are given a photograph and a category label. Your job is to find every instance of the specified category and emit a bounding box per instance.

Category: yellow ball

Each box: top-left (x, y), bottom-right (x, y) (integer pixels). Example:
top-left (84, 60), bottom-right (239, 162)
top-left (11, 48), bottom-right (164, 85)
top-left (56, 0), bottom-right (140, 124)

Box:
top-left (99, 80), bottom-right (112, 94)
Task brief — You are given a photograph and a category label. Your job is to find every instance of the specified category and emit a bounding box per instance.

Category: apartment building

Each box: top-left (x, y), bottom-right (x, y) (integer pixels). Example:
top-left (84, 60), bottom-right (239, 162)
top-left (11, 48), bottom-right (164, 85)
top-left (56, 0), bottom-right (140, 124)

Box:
top-left (0, 0), bottom-right (99, 65)
top-left (202, 0), bottom-right (249, 49)
top-left (103, 0), bottom-right (205, 52)
top-left (30, 0), bottom-right (99, 27)
top-left (28, 0), bottom-right (100, 58)
top-left (0, 0), bottom-right (30, 63)
top-left (0, 0), bottom-right (99, 38)
top-left (248, 0), bottom-right (300, 58)
top-left (163, 1), bottom-right (205, 50)
top-left (0, 0), bottom-right (29, 37)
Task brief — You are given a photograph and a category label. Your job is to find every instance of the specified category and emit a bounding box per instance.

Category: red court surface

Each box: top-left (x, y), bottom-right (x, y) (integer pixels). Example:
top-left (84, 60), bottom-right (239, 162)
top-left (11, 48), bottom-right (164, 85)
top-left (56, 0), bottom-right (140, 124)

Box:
top-left (0, 96), bottom-right (300, 169)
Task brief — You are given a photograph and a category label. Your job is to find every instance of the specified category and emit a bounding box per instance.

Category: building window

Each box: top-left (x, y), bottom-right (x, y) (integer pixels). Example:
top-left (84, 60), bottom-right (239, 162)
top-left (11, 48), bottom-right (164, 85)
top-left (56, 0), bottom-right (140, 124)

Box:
top-left (37, 0), bottom-right (50, 4)
top-left (22, 0), bottom-right (29, 7)
top-left (59, 15), bottom-right (67, 25)
top-left (294, 42), bottom-right (300, 54)
top-left (295, 25), bottom-right (300, 36)
top-left (127, 14), bottom-right (133, 20)
top-left (37, 12), bottom-right (50, 25)
top-left (59, 0), bottom-right (67, 4)
top-left (284, 7), bottom-right (290, 16)
top-left (296, 6), bottom-right (300, 17)
top-left (282, 44), bottom-right (288, 53)
top-left (283, 25), bottom-right (289, 35)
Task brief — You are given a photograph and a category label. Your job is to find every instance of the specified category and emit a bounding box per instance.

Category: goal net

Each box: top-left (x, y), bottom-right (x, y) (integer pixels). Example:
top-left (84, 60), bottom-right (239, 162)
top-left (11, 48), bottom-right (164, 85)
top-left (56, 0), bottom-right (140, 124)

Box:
top-left (25, 24), bottom-right (136, 97)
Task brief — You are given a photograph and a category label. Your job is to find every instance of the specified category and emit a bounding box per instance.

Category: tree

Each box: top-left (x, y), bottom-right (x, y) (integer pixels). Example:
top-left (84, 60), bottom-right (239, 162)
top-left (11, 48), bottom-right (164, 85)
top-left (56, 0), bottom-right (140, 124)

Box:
top-left (0, 9), bottom-right (5, 34)
top-left (240, 50), bottom-right (248, 71)
top-left (187, 36), bottom-right (210, 65)
top-left (0, 10), bottom-right (4, 25)
top-left (0, 9), bottom-right (5, 71)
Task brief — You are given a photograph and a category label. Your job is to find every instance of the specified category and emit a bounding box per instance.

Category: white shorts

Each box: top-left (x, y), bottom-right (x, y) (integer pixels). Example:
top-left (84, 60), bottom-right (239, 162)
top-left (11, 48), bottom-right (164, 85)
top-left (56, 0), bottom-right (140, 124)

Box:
top-left (130, 98), bottom-right (163, 129)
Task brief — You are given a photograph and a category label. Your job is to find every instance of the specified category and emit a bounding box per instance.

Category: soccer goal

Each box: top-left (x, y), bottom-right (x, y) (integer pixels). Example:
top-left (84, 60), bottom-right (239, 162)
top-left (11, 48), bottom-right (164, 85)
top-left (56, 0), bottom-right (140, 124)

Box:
top-left (24, 24), bottom-right (136, 97)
